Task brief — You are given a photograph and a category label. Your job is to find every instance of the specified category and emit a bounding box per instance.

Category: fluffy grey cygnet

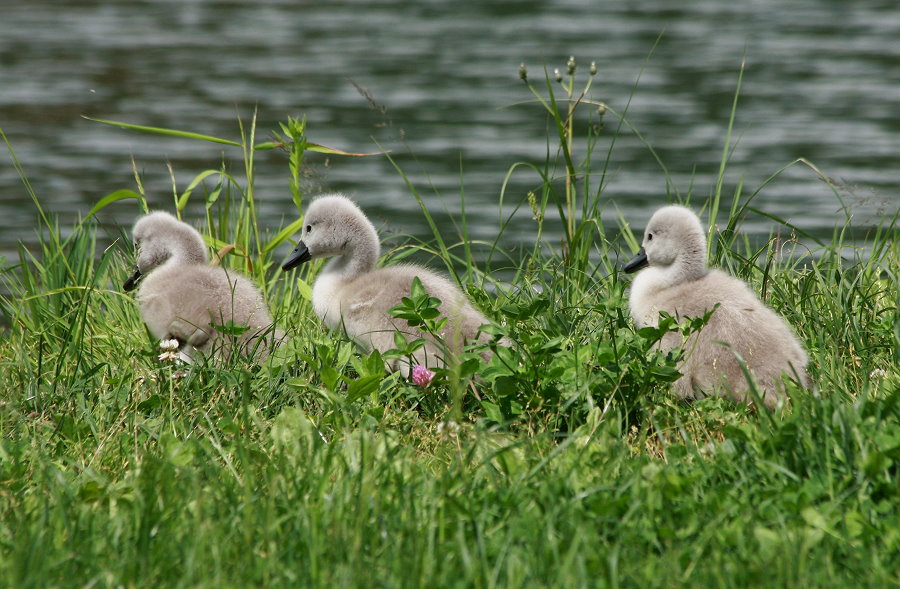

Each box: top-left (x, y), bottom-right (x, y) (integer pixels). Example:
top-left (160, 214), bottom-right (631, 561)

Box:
top-left (623, 205), bottom-right (809, 409)
top-left (281, 194), bottom-right (498, 373)
top-left (124, 211), bottom-right (282, 361)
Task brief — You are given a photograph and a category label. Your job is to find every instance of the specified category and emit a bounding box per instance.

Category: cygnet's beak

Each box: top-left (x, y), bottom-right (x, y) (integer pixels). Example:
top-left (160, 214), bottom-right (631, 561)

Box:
top-left (623, 248), bottom-right (648, 273)
top-left (123, 267), bottom-right (143, 291)
top-left (282, 240), bottom-right (312, 271)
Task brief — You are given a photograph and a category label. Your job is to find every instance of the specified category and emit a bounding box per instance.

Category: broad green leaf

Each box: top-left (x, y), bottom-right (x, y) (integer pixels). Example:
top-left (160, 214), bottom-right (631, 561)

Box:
top-left (263, 217), bottom-right (305, 255)
top-left (305, 142), bottom-right (383, 157)
top-left (86, 189), bottom-right (144, 220)
top-left (210, 320), bottom-right (251, 337)
top-left (201, 235), bottom-right (247, 258)
top-left (254, 139), bottom-right (383, 157)
top-left (293, 277), bottom-right (312, 301)
top-left (84, 116), bottom-right (241, 146)
top-left (177, 169), bottom-right (227, 211)
top-left (482, 401), bottom-right (504, 424)
top-left (345, 374), bottom-right (383, 403)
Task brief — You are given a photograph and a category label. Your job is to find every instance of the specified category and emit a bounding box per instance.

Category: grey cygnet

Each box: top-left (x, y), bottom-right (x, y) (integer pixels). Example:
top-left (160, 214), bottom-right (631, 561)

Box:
top-left (282, 194), bottom-right (500, 374)
top-left (624, 205), bottom-right (809, 408)
top-left (124, 211), bottom-right (282, 361)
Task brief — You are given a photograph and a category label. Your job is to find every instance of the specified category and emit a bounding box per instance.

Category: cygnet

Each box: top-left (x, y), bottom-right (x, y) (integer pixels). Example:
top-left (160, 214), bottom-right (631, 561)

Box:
top-left (124, 211), bottom-right (282, 361)
top-left (281, 194), bottom-right (499, 373)
top-left (623, 205), bottom-right (809, 408)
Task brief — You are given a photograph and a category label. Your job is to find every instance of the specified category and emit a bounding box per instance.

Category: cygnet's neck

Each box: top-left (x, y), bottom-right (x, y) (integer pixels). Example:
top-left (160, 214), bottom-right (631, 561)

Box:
top-left (173, 251), bottom-right (205, 267)
top-left (322, 236), bottom-right (380, 283)
top-left (631, 253), bottom-right (709, 327)
top-left (651, 226), bottom-right (709, 288)
top-left (163, 239), bottom-right (208, 269)
top-left (659, 251), bottom-right (708, 287)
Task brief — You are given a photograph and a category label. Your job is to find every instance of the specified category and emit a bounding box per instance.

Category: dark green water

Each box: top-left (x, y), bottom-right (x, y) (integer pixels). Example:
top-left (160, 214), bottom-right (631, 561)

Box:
top-left (1, 0), bottom-right (897, 263)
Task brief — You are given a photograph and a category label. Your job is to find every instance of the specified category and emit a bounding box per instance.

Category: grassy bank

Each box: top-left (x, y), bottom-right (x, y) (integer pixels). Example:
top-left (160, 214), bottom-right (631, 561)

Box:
top-left (1, 66), bottom-right (898, 588)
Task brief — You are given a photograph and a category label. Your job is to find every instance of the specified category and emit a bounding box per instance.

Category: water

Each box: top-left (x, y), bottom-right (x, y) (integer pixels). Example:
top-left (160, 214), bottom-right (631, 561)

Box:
top-left (1, 0), bottom-right (897, 265)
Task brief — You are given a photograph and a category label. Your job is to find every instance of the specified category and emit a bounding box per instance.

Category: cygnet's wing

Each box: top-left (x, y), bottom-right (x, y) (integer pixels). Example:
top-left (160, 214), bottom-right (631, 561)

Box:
top-left (658, 270), bottom-right (808, 402)
top-left (138, 265), bottom-right (213, 341)
top-left (341, 279), bottom-right (415, 334)
top-left (344, 266), bottom-right (490, 341)
top-left (167, 317), bottom-right (211, 349)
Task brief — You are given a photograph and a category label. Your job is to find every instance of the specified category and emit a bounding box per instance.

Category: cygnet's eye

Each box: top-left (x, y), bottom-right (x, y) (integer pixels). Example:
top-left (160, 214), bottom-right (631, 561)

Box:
top-left (647, 233), bottom-right (653, 241)
top-left (305, 224), bottom-right (312, 233)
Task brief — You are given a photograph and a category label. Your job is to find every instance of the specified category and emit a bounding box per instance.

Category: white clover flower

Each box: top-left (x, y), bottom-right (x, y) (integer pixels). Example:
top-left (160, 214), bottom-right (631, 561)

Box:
top-left (437, 420), bottom-right (460, 439)
top-left (158, 338), bottom-right (184, 363)
top-left (159, 339), bottom-right (179, 351)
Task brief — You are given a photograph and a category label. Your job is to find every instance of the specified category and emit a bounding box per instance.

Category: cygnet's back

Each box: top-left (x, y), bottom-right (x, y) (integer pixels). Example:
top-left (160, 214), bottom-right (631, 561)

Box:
top-left (282, 194), bottom-right (498, 372)
top-left (624, 205), bottom-right (808, 408)
top-left (125, 211), bottom-right (281, 361)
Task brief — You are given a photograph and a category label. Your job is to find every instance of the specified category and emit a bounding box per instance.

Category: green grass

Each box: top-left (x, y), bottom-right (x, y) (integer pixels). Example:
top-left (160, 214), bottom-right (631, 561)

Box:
top-left (1, 61), bottom-right (898, 588)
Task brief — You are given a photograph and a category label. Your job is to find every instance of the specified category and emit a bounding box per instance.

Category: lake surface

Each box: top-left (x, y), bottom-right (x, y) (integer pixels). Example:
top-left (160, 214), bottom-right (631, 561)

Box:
top-left (1, 0), bottom-right (897, 265)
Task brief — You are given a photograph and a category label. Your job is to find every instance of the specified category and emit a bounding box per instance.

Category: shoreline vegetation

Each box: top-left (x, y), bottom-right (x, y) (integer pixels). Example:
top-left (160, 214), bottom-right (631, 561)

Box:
top-left (1, 62), bottom-right (898, 587)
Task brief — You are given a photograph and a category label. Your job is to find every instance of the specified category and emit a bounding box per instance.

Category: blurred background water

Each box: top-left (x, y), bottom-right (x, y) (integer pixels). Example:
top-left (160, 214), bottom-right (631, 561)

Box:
top-left (0, 0), bottom-right (897, 265)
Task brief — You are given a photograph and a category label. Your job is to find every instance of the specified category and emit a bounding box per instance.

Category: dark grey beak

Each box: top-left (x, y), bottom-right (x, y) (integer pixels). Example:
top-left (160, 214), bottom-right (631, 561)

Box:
top-left (623, 248), bottom-right (648, 273)
top-left (123, 267), bottom-right (142, 291)
top-left (282, 241), bottom-right (311, 271)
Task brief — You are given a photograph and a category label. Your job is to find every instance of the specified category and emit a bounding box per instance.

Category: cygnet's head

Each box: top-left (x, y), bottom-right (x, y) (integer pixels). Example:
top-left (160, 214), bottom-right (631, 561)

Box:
top-left (623, 205), bottom-right (707, 277)
top-left (282, 194), bottom-right (380, 271)
top-left (123, 211), bottom-right (208, 291)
